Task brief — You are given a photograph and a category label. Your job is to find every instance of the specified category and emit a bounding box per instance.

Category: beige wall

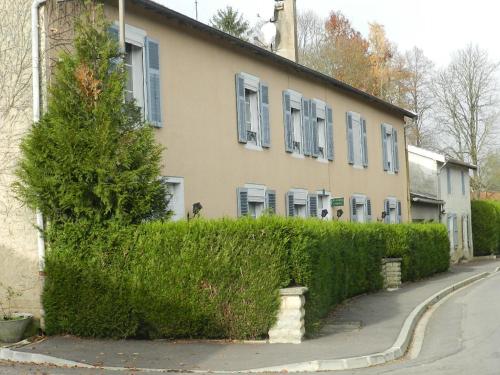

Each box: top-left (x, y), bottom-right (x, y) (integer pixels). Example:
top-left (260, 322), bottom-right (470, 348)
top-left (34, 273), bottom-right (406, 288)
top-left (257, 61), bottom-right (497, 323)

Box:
top-left (108, 3), bottom-right (410, 223)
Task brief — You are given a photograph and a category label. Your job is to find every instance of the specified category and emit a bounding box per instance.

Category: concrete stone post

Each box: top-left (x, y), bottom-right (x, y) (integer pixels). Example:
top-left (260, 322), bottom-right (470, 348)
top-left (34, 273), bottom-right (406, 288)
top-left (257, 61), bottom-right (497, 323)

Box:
top-left (382, 258), bottom-right (402, 290)
top-left (268, 286), bottom-right (307, 344)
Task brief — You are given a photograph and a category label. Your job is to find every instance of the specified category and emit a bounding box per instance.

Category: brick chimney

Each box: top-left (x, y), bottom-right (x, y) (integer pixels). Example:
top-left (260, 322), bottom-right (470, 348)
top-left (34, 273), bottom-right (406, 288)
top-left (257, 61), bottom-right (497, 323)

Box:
top-left (274, 0), bottom-right (298, 62)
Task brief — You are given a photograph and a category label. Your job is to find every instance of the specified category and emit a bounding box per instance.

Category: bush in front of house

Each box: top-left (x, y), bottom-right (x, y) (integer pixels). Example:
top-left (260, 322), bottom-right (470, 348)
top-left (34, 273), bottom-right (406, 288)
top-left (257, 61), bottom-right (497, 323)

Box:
top-left (487, 200), bottom-right (500, 255)
top-left (43, 218), bottom-right (450, 339)
top-left (471, 200), bottom-right (498, 256)
top-left (383, 223), bottom-right (450, 282)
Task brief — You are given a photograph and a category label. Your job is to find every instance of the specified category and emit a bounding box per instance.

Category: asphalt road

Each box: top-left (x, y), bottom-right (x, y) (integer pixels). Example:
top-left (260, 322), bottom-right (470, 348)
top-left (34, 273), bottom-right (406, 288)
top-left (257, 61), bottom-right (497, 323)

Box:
top-left (1, 272), bottom-right (499, 375)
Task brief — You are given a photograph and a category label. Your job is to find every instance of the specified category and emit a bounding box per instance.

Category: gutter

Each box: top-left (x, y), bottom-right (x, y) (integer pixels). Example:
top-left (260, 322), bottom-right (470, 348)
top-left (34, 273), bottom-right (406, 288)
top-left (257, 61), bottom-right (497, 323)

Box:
top-left (32, 0), bottom-right (47, 328)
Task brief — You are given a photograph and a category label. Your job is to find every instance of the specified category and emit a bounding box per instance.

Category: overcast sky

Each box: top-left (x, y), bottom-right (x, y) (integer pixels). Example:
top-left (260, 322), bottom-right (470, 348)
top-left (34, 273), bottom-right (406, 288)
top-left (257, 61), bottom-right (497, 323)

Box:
top-left (154, 0), bottom-right (500, 68)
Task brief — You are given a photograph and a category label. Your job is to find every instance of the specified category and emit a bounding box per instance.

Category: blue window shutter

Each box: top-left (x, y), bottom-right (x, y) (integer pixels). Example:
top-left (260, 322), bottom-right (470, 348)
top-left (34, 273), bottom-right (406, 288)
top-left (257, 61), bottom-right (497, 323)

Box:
top-left (447, 167), bottom-right (452, 194)
top-left (302, 98), bottom-right (311, 156)
top-left (145, 37), bottom-right (162, 127)
top-left (266, 190), bottom-right (276, 214)
top-left (311, 101), bottom-right (319, 158)
top-left (384, 199), bottom-right (390, 223)
top-left (346, 112), bottom-right (354, 164)
top-left (286, 192), bottom-right (295, 217)
top-left (237, 188), bottom-right (249, 217)
top-left (283, 91), bottom-right (293, 152)
top-left (361, 118), bottom-right (368, 167)
top-left (397, 200), bottom-right (402, 223)
top-left (236, 74), bottom-right (247, 143)
top-left (308, 194), bottom-right (318, 217)
top-left (461, 170), bottom-right (465, 195)
top-left (350, 196), bottom-right (357, 222)
top-left (326, 105), bottom-right (334, 161)
top-left (366, 198), bottom-right (372, 222)
top-left (381, 124), bottom-right (389, 171)
top-left (453, 214), bottom-right (458, 248)
top-left (393, 128), bottom-right (399, 173)
top-left (260, 83), bottom-right (270, 148)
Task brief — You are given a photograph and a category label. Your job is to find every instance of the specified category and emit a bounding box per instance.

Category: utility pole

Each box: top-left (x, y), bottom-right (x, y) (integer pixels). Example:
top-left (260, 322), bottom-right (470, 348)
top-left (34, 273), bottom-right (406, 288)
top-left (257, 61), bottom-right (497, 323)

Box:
top-left (119, 0), bottom-right (125, 53)
top-left (195, 0), bottom-right (198, 20)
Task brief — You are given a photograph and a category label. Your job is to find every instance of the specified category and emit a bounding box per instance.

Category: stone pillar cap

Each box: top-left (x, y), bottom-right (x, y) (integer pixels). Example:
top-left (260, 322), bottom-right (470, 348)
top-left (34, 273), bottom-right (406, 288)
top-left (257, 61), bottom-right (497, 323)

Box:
top-left (279, 286), bottom-right (308, 296)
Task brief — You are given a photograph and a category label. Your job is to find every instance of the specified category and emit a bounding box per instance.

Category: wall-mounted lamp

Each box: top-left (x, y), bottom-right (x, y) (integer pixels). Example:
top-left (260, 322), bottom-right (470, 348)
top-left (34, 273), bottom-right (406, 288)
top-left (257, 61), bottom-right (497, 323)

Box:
top-left (193, 202), bottom-right (203, 216)
top-left (336, 209), bottom-right (344, 218)
top-left (321, 209), bottom-right (328, 218)
top-left (381, 211), bottom-right (387, 219)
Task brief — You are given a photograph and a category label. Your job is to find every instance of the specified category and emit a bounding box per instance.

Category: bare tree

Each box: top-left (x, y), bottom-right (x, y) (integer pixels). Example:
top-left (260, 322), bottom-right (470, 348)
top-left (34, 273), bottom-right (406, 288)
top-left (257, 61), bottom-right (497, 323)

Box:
top-left (297, 10), bottom-right (325, 64)
top-left (432, 44), bottom-right (499, 194)
top-left (403, 47), bottom-right (435, 148)
top-left (0, 0), bottom-right (32, 216)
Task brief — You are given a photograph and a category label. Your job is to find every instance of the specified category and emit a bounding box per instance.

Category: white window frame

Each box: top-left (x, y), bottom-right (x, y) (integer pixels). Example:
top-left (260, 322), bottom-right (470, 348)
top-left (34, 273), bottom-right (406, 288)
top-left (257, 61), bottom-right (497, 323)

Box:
top-left (290, 188), bottom-right (308, 218)
top-left (314, 99), bottom-right (328, 162)
top-left (244, 183), bottom-right (266, 218)
top-left (240, 73), bottom-right (262, 151)
top-left (350, 112), bottom-right (364, 168)
top-left (164, 176), bottom-right (185, 221)
top-left (352, 194), bottom-right (369, 223)
top-left (316, 190), bottom-right (331, 219)
top-left (288, 90), bottom-right (304, 157)
top-left (386, 196), bottom-right (398, 224)
top-left (383, 124), bottom-right (395, 174)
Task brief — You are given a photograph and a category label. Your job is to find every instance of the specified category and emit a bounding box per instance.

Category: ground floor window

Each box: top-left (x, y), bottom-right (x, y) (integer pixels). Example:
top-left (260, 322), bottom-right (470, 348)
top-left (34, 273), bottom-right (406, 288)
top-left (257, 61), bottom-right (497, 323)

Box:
top-left (163, 176), bottom-right (185, 221)
top-left (237, 184), bottom-right (276, 217)
top-left (447, 213), bottom-right (458, 250)
top-left (286, 189), bottom-right (308, 218)
top-left (384, 198), bottom-right (402, 224)
top-left (350, 194), bottom-right (372, 223)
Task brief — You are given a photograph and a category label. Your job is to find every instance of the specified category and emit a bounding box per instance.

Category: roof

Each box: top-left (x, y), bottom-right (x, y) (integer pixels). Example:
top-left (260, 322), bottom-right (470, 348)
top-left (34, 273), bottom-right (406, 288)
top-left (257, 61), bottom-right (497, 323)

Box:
top-left (410, 193), bottom-right (444, 206)
top-left (408, 145), bottom-right (477, 170)
top-left (129, 0), bottom-right (417, 119)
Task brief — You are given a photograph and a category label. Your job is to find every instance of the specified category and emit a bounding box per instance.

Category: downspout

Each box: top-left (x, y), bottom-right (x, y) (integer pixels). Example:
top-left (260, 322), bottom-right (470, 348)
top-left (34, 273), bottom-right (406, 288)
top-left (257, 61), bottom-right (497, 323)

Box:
top-left (437, 160), bottom-right (449, 223)
top-left (403, 117), bottom-right (413, 223)
top-left (32, 0), bottom-right (47, 328)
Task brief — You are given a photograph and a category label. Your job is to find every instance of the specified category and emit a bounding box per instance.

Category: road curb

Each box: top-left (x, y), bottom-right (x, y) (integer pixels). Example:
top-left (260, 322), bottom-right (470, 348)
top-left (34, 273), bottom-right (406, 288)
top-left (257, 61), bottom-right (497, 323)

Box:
top-left (0, 271), bottom-right (495, 373)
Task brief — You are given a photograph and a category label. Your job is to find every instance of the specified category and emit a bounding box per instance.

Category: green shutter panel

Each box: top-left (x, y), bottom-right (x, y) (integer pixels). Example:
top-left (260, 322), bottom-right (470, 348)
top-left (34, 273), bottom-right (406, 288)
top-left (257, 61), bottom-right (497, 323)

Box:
top-left (302, 98), bottom-right (311, 156)
top-left (266, 190), bottom-right (276, 214)
top-left (393, 128), bottom-right (399, 173)
top-left (384, 199), bottom-right (390, 223)
top-left (283, 91), bottom-right (293, 152)
top-left (260, 83), bottom-right (270, 148)
top-left (286, 192), bottom-right (295, 217)
top-left (361, 118), bottom-right (368, 167)
top-left (308, 194), bottom-right (318, 217)
top-left (350, 196), bottom-right (357, 222)
top-left (346, 112), bottom-right (354, 164)
top-left (236, 74), bottom-right (247, 143)
top-left (366, 198), bottom-right (372, 222)
top-left (145, 37), bottom-right (162, 127)
top-left (326, 105), bottom-right (334, 161)
top-left (311, 101), bottom-right (319, 157)
top-left (381, 124), bottom-right (389, 171)
top-left (237, 188), bottom-right (249, 217)
top-left (397, 200), bottom-right (402, 223)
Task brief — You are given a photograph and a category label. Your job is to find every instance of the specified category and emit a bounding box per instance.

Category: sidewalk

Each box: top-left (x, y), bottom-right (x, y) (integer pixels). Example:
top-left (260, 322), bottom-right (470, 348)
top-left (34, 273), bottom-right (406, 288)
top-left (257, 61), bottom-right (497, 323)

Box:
top-left (14, 259), bottom-right (500, 372)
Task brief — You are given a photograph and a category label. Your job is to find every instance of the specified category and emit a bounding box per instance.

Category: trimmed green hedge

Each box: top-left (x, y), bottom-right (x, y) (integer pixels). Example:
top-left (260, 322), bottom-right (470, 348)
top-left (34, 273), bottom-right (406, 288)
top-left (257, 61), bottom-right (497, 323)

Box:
top-left (44, 218), bottom-right (450, 339)
top-left (489, 201), bottom-right (500, 255)
top-left (471, 200), bottom-right (498, 256)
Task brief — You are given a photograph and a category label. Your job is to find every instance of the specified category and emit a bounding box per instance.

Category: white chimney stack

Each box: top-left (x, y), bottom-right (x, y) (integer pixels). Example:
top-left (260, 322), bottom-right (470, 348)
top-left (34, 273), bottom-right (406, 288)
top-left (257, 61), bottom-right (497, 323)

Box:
top-left (274, 0), bottom-right (298, 62)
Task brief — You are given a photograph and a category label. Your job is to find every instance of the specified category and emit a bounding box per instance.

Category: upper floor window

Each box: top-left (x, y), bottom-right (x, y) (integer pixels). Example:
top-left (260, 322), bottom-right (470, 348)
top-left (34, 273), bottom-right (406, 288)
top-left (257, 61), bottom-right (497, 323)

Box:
top-left (236, 73), bottom-right (270, 149)
top-left (109, 24), bottom-right (163, 127)
top-left (237, 184), bottom-right (276, 218)
top-left (350, 194), bottom-right (372, 223)
top-left (346, 112), bottom-right (368, 168)
top-left (383, 197), bottom-right (402, 224)
top-left (381, 124), bottom-right (399, 173)
top-left (283, 92), bottom-right (334, 161)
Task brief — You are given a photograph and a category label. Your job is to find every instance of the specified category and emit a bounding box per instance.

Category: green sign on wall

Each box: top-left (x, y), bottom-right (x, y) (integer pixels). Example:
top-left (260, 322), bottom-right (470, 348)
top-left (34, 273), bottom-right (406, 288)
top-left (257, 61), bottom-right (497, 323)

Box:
top-left (330, 197), bottom-right (344, 207)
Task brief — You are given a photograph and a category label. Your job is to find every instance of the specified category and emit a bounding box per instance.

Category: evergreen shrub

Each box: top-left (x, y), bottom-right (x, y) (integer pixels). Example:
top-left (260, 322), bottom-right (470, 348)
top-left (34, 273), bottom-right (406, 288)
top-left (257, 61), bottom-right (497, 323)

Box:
top-left (44, 218), bottom-right (450, 339)
top-left (471, 200), bottom-right (498, 255)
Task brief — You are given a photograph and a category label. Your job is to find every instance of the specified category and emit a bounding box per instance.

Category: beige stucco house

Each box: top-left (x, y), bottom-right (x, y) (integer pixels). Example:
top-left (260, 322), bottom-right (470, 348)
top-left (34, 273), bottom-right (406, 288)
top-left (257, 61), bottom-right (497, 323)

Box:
top-left (1, 0), bottom-right (416, 322)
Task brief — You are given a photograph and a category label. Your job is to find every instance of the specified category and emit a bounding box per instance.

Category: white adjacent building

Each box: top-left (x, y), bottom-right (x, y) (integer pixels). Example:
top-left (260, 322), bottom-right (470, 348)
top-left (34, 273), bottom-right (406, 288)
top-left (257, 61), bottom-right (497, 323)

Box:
top-left (408, 146), bottom-right (477, 262)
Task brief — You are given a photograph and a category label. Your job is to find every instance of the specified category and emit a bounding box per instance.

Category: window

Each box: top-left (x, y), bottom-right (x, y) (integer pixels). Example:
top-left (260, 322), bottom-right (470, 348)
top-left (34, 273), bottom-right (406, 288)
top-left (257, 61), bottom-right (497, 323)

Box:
top-left (237, 185), bottom-right (276, 217)
top-left (109, 24), bottom-right (163, 127)
top-left (347, 112), bottom-right (368, 168)
top-left (350, 195), bottom-right (372, 223)
top-left (381, 124), bottom-right (399, 173)
top-left (236, 73), bottom-right (270, 149)
top-left (286, 189), bottom-right (308, 218)
top-left (163, 177), bottom-right (185, 221)
top-left (447, 214), bottom-right (458, 250)
top-left (283, 92), bottom-right (334, 160)
top-left (384, 198), bottom-right (402, 224)
top-left (316, 191), bottom-right (331, 219)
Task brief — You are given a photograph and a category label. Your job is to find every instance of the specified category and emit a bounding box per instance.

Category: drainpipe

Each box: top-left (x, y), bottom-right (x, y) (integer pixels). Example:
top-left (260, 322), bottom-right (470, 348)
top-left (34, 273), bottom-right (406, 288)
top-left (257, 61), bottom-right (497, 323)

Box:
top-left (118, 0), bottom-right (125, 53)
top-left (32, 0), bottom-right (47, 329)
